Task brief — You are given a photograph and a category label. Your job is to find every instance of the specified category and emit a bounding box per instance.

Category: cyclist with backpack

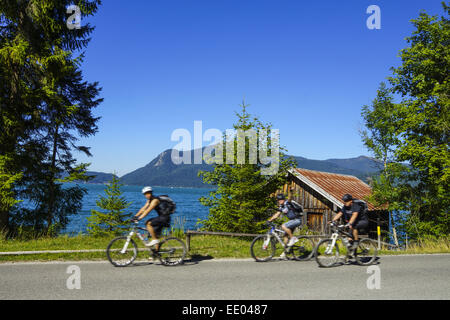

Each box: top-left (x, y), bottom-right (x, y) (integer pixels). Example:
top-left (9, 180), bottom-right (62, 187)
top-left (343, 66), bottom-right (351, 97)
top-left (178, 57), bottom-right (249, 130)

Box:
top-left (132, 186), bottom-right (176, 248)
top-left (330, 194), bottom-right (369, 254)
top-left (267, 193), bottom-right (304, 259)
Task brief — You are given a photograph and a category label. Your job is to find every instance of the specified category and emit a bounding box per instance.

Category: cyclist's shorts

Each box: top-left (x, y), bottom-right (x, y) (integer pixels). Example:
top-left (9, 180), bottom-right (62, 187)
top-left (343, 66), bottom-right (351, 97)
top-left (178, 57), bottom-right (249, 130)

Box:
top-left (146, 215), bottom-right (171, 235)
top-left (353, 219), bottom-right (369, 232)
top-left (283, 218), bottom-right (302, 231)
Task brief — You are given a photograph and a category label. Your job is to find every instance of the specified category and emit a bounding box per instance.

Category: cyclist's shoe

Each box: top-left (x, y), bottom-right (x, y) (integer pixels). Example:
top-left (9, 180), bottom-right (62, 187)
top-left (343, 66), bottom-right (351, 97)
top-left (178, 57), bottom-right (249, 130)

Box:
top-left (279, 252), bottom-right (287, 260)
top-left (287, 237), bottom-right (299, 247)
top-left (348, 242), bottom-right (358, 258)
top-left (145, 239), bottom-right (160, 247)
top-left (148, 252), bottom-right (158, 261)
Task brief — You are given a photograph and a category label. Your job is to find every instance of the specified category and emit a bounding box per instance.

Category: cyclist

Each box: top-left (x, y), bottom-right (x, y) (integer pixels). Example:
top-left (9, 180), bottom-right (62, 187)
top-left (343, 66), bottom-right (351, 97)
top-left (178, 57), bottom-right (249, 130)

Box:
top-left (132, 186), bottom-right (172, 248)
top-left (267, 193), bottom-right (303, 259)
top-left (330, 193), bottom-right (369, 255)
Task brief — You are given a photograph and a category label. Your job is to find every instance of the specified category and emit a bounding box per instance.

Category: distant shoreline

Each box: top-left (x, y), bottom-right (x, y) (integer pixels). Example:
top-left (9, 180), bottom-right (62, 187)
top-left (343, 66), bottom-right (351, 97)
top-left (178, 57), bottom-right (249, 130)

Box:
top-left (67, 181), bottom-right (216, 189)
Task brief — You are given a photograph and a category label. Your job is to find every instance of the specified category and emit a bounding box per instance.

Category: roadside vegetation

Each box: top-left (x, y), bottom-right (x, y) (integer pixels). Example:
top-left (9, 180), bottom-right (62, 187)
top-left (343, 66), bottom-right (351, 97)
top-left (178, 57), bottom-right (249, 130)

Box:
top-left (1, 229), bottom-right (449, 263)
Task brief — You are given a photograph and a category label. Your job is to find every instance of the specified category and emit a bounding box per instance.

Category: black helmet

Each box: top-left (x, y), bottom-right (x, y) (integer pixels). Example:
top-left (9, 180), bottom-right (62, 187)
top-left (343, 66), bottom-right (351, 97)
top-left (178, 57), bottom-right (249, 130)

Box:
top-left (276, 193), bottom-right (286, 200)
top-left (342, 194), bottom-right (353, 202)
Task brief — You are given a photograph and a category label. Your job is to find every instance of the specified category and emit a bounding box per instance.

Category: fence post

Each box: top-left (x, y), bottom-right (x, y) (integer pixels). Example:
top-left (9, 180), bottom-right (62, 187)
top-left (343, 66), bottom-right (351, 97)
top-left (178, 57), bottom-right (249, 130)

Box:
top-left (377, 214), bottom-right (381, 250)
top-left (186, 233), bottom-right (191, 253)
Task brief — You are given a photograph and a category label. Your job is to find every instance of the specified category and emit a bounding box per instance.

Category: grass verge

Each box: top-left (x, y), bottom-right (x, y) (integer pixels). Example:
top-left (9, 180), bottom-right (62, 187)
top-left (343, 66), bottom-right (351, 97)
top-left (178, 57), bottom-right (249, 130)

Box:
top-left (0, 234), bottom-right (256, 263)
top-left (0, 234), bottom-right (449, 263)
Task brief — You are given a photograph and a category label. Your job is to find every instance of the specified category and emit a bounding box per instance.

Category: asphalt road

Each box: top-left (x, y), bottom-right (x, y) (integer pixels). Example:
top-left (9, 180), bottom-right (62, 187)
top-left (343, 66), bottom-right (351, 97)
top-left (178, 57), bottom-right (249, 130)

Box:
top-left (0, 254), bottom-right (449, 300)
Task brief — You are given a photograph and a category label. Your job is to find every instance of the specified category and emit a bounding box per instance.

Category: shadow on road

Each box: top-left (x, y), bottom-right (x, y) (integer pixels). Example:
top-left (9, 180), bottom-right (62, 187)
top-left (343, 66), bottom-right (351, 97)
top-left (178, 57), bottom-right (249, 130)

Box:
top-left (318, 256), bottom-right (381, 268)
top-left (182, 254), bottom-right (214, 265)
top-left (126, 254), bottom-right (215, 268)
top-left (129, 261), bottom-right (153, 267)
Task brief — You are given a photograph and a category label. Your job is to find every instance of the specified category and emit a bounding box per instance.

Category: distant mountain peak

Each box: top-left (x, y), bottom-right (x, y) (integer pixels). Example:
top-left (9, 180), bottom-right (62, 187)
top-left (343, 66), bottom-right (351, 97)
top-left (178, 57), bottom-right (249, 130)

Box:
top-left (118, 148), bottom-right (382, 187)
top-left (154, 150), bottom-right (170, 167)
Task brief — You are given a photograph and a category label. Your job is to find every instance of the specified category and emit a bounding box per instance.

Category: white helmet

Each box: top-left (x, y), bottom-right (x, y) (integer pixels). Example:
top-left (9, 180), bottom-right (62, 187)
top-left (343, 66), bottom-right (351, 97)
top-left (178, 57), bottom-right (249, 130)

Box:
top-left (141, 186), bottom-right (153, 194)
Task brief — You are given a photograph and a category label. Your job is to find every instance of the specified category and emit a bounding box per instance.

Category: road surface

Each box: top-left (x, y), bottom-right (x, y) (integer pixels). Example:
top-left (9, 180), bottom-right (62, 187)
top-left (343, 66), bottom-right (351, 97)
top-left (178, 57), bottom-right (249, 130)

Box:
top-left (0, 254), bottom-right (449, 299)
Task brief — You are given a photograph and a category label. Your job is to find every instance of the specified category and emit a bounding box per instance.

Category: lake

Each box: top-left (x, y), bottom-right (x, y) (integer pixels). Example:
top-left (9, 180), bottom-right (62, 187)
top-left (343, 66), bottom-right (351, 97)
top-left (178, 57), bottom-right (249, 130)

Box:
top-left (64, 183), bottom-right (213, 235)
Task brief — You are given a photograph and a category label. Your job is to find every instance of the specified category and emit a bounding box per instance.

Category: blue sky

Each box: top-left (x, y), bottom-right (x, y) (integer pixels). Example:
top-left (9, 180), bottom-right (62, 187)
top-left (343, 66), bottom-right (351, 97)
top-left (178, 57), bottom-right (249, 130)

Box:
top-left (74, 0), bottom-right (445, 176)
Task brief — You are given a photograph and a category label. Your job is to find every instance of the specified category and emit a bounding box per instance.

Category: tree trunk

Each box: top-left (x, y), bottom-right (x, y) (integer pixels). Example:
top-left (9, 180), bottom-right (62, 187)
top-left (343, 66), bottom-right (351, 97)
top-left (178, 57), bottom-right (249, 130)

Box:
top-left (392, 218), bottom-right (399, 247)
top-left (384, 156), bottom-right (399, 247)
top-left (46, 124), bottom-right (59, 230)
top-left (0, 210), bottom-right (8, 234)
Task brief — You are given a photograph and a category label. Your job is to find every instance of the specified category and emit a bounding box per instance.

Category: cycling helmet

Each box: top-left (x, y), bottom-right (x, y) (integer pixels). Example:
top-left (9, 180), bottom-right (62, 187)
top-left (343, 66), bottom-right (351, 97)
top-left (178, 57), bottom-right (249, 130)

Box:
top-left (276, 193), bottom-right (286, 200)
top-left (342, 194), bottom-right (353, 202)
top-left (142, 186), bottom-right (153, 194)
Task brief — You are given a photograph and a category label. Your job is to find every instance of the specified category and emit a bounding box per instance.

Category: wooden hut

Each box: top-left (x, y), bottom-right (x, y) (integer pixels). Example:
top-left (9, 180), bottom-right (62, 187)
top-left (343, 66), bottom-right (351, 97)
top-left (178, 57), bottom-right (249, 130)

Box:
top-left (279, 168), bottom-right (388, 239)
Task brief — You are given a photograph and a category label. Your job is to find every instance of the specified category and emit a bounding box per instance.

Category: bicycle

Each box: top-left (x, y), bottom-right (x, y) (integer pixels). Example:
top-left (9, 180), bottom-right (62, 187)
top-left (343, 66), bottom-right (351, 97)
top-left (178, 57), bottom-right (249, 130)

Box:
top-left (106, 221), bottom-right (186, 267)
top-left (250, 222), bottom-right (315, 262)
top-left (314, 222), bottom-right (377, 267)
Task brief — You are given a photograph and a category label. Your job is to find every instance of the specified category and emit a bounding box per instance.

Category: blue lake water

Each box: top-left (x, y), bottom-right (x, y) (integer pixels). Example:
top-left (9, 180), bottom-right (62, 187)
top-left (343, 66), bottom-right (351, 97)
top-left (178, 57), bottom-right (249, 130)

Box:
top-left (63, 184), bottom-right (213, 235)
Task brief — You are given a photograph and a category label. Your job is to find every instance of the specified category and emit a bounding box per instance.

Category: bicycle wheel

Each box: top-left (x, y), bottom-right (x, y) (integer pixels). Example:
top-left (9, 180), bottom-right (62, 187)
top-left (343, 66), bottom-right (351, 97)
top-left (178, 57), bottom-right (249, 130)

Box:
top-left (291, 236), bottom-right (315, 261)
top-left (314, 238), bottom-right (340, 268)
top-left (250, 235), bottom-right (276, 262)
top-left (106, 236), bottom-right (138, 267)
top-left (355, 238), bottom-right (377, 265)
top-left (157, 237), bottom-right (186, 266)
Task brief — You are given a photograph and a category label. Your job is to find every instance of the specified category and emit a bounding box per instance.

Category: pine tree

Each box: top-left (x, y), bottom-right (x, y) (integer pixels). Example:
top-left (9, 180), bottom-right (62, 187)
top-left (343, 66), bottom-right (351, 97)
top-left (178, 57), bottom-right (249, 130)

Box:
top-left (199, 102), bottom-right (296, 234)
top-left (87, 175), bottom-right (132, 237)
top-left (0, 155), bottom-right (22, 231)
top-left (0, 1), bottom-right (103, 235)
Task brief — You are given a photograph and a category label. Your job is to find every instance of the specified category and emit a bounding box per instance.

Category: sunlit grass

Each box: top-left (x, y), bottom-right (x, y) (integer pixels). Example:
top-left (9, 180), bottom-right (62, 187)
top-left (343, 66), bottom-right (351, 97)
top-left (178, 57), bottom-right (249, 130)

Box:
top-left (379, 237), bottom-right (450, 255)
top-left (0, 232), bottom-right (448, 263)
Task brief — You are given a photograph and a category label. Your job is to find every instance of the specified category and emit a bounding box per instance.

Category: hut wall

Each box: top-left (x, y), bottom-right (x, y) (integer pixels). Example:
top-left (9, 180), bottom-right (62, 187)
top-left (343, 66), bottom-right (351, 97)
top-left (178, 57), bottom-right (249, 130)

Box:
top-left (279, 174), bottom-right (389, 238)
top-left (283, 177), bottom-right (334, 234)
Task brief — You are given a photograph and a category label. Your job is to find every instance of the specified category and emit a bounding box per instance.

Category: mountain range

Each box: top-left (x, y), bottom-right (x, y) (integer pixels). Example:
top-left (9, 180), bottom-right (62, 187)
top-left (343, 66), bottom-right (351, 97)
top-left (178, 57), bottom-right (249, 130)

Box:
top-left (86, 148), bottom-right (383, 187)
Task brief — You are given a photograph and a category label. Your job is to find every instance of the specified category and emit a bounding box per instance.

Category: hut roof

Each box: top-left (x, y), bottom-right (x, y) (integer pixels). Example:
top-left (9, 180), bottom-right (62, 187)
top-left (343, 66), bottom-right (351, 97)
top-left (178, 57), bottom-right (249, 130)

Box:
top-left (289, 168), bottom-right (378, 211)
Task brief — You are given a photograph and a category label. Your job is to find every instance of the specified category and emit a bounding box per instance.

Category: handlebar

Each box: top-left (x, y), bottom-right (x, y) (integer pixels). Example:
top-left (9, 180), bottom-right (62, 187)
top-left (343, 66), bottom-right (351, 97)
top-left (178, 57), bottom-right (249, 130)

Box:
top-left (265, 221), bottom-right (282, 229)
top-left (330, 222), bottom-right (347, 229)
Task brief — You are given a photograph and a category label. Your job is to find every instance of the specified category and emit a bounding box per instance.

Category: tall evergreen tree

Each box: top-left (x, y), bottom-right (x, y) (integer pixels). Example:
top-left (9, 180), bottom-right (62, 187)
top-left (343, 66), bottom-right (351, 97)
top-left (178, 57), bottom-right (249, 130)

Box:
top-left (0, 1), bottom-right (102, 235)
top-left (199, 103), bottom-right (296, 234)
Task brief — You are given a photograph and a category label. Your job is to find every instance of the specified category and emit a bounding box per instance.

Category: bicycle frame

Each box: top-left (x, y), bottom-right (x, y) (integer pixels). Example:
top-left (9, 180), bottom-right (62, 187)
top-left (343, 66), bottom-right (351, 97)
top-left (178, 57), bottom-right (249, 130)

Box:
top-left (264, 225), bottom-right (290, 251)
top-left (120, 224), bottom-right (148, 254)
top-left (314, 223), bottom-right (377, 267)
top-left (324, 225), bottom-right (355, 255)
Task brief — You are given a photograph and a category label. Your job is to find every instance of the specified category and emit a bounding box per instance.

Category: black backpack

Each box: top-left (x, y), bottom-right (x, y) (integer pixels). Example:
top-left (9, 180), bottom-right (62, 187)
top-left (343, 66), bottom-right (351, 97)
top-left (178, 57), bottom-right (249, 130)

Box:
top-left (287, 200), bottom-right (304, 217)
top-left (156, 195), bottom-right (176, 215)
top-left (353, 199), bottom-right (368, 217)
